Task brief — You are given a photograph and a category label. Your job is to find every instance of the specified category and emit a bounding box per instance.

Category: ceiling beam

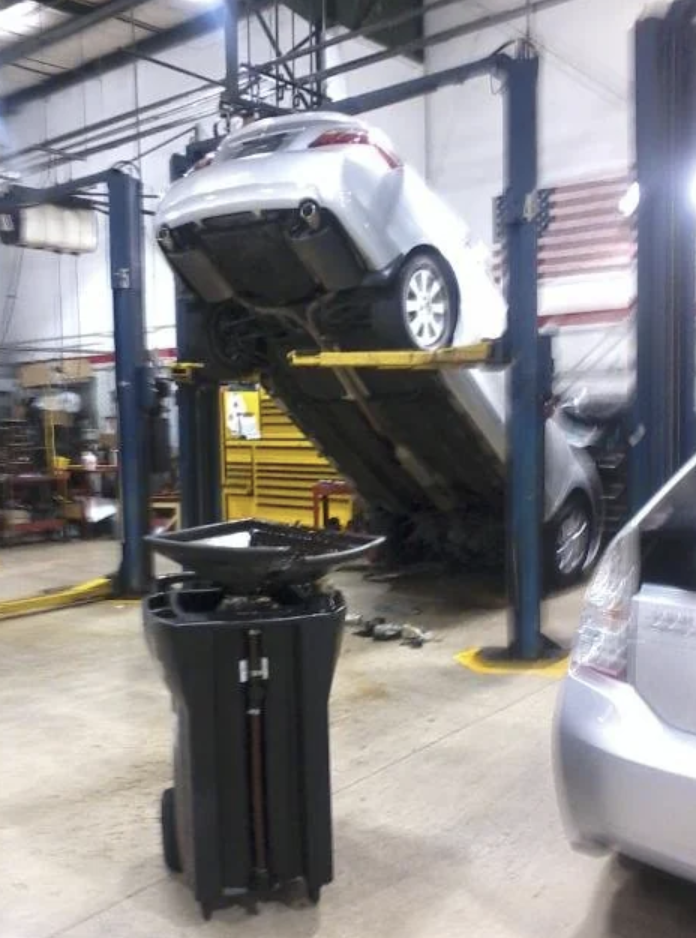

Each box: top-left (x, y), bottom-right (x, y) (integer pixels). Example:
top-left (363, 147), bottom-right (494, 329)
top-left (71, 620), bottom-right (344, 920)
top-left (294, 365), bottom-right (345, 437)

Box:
top-left (0, 0), bottom-right (150, 68)
top-left (1, 7), bottom-right (225, 110)
top-left (35, 0), bottom-right (100, 16)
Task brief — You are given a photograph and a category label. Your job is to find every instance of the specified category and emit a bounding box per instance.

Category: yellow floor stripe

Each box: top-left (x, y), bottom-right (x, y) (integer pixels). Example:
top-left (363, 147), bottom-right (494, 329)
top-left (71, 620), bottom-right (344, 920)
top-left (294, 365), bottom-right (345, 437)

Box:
top-left (0, 576), bottom-right (113, 621)
top-left (455, 647), bottom-right (569, 677)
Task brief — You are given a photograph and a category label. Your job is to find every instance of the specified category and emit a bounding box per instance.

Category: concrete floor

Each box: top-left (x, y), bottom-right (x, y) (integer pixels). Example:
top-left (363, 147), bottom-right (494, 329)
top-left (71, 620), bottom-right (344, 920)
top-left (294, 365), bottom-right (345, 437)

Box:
top-left (2, 542), bottom-right (696, 938)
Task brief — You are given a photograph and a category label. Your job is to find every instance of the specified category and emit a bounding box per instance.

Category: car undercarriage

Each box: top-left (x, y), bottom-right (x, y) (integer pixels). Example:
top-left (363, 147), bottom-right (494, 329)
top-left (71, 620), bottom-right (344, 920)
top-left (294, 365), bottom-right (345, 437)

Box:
top-left (190, 296), bottom-right (508, 569)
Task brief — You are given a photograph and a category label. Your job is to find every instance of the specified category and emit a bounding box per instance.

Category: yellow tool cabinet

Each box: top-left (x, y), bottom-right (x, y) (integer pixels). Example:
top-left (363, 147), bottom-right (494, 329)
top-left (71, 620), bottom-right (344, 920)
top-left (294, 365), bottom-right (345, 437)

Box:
top-left (221, 387), bottom-right (352, 528)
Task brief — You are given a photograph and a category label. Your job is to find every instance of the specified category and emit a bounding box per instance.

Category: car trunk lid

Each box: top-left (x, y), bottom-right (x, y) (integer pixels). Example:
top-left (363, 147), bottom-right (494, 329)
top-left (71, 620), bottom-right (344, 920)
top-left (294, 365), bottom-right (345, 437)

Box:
top-left (630, 581), bottom-right (696, 735)
top-left (213, 112), bottom-right (362, 163)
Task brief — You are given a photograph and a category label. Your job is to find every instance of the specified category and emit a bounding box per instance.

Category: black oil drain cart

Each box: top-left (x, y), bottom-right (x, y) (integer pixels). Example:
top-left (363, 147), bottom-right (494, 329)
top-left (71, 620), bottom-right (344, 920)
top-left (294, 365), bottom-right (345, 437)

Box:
top-left (144, 519), bottom-right (382, 919)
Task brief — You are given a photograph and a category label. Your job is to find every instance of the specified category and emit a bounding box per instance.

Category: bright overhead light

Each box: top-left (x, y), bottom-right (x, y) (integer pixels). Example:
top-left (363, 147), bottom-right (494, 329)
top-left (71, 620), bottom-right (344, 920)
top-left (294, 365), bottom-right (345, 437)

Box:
top-left (0, 1), bottom-right (40, 34)
top-left (0, 1), bottom-right (40, 35)
top-left (619, 181), bottom-right (640, 218)
top-left (619, 177), bottom-right (696, 216)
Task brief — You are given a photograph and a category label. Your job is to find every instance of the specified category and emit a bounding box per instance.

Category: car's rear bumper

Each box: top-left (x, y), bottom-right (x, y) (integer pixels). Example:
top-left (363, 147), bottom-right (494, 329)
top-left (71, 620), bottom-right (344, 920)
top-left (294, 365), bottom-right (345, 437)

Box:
top-left (155, 150), bottom-right (404, 272)
top-left (553, 669), bottom-right (696, 882)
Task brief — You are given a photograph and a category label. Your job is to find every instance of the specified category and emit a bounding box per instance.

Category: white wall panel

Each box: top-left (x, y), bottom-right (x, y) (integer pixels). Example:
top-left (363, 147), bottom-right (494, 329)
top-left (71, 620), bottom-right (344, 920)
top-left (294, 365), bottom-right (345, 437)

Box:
top-left (424, 0), bottom-right (644, 242)
top-left (424, 0), bottom-right (644, 333)
top-left (552, 319), bottom-right (634, 398)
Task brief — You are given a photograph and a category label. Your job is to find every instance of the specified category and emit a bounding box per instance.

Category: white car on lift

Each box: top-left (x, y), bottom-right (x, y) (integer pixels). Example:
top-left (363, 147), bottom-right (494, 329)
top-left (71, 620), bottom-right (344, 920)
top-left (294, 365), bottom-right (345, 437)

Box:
top-left (155, 110), bottom-right (603, 584)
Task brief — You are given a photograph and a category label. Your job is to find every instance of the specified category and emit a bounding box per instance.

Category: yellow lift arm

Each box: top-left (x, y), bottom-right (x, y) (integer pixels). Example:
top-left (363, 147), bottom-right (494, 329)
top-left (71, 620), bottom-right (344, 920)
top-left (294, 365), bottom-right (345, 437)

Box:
top-left (287, 341), bottom-right (502, 371)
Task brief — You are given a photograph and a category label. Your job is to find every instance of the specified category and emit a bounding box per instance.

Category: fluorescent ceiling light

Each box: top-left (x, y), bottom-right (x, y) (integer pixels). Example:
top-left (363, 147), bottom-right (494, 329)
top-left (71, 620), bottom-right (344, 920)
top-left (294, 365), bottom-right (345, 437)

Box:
top-left (0, 1), bottom-right (41, 36)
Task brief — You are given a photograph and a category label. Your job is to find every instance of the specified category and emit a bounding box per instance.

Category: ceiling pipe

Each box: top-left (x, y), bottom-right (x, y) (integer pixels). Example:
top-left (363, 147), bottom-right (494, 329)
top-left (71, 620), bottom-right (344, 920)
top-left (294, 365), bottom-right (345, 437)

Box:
top-left (3, 0), bottom-right (577, 113)
top-left (296, 0), bottom-right (577, 87)
top-left (253, 0), bottom-right (454, 72)
top-left (1, 83), bottom-right (214, 161)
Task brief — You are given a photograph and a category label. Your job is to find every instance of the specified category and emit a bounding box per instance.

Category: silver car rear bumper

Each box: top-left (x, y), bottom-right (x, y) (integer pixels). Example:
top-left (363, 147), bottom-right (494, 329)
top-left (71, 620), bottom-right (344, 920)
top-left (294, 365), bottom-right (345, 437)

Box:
top-left (554, 669), bottom-right (696, 882)
top-left (155, 151), bottom-right (402, 272)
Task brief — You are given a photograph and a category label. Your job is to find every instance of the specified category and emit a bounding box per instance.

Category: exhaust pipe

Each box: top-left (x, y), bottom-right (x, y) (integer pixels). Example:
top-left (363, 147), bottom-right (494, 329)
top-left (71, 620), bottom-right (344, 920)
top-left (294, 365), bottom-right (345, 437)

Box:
top-left (299, 199), bottom-right (321, 232)
top-left (289, 199), bottom-right (364, 291)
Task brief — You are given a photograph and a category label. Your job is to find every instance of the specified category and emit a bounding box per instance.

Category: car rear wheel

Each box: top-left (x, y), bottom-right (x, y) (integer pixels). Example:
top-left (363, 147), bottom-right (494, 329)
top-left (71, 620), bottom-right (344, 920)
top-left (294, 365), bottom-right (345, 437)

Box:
top-left (374, 252), bottom-right (457, 351)
top-left (545, 495), bottom-right (592, 589)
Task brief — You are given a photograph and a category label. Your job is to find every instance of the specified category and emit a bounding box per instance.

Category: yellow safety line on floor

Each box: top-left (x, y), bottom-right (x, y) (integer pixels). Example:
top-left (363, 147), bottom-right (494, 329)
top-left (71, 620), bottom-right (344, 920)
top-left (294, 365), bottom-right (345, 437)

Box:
top-left (0, 576), bottom-right (113, 621)
top-left (455, 647), bottom-right (569, 677)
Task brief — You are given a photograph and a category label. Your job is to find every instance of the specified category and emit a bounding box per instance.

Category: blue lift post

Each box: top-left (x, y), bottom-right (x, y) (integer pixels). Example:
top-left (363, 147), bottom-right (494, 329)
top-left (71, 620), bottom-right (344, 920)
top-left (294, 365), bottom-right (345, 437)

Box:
top-left (174, 294), bottom-right (222, 528)
top-left (170, 144), bottom-right (223, 529)
top-left (632, 0), bottom-right (696, 511)
top-left (0, 169), bottom-right (152, 595)
top-left (221, 0), bottom-right (239, 111)
top-left (107, 169), bottom-right (152, 595)
top-left (503, 52), bottom-right (545, 660)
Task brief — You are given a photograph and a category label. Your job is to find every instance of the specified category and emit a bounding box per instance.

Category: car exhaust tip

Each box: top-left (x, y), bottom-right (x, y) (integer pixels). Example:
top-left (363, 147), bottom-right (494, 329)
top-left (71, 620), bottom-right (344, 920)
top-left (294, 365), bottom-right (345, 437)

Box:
top-left (299, 200), bottom-right (321, 231)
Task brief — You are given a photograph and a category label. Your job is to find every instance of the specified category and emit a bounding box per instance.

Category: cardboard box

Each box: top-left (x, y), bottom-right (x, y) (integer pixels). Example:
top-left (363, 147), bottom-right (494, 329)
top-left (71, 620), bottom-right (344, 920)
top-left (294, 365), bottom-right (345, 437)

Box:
top-left (18, 358), bottom-right (93, 388)
top-left (47, 411), bottom-right (73, 428)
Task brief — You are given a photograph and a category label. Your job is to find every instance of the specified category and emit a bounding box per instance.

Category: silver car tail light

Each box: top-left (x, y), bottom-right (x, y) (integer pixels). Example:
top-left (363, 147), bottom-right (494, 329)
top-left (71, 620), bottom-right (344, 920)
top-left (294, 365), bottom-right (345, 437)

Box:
top-left (308, 127), bottom-right (401, 169)
top-left (571, 529), bottom-right (639, 680)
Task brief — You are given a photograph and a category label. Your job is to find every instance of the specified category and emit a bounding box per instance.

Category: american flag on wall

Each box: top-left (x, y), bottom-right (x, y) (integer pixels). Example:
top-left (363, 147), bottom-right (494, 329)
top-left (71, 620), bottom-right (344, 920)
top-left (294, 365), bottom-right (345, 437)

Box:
top-left (493, 175), bottom-right (636, 282)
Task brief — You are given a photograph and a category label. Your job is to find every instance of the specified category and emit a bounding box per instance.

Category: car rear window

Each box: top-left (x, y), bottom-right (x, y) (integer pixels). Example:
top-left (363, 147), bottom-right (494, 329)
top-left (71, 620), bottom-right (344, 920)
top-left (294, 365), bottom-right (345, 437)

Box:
top-left (219, 132), bottom-right (289, 161)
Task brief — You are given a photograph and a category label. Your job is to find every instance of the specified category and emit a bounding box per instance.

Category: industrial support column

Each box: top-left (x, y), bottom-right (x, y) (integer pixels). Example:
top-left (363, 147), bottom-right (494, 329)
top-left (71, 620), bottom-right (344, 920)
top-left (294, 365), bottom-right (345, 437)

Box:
top-left (221, 0), bottom-right (239, 111)
top-left (169, 144), bottom-right (222, 530)
top-left (633, 1), bottom-right (696, 510)
top-left (504, 50), bottom-right (544, 660)
top-left (108, 169), bottom-right (152, 595)
top-left (174, 296), bottom-right (222, 529)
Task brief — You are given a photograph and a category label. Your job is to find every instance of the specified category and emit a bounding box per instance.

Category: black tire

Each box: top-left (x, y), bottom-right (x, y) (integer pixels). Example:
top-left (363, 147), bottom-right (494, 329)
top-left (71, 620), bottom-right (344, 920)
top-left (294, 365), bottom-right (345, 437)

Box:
top-left (161, 786), bottom-right (182, 873)
top-left (372, 252), bottom-right (458, 351)
top-left (545, 495), bottom-right (592, 589)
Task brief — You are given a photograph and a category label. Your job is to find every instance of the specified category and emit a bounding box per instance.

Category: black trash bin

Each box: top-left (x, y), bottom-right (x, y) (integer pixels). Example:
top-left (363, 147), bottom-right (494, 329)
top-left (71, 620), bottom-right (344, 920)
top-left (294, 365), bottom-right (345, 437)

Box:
top-left (144, 520), bottom-right (382, 919)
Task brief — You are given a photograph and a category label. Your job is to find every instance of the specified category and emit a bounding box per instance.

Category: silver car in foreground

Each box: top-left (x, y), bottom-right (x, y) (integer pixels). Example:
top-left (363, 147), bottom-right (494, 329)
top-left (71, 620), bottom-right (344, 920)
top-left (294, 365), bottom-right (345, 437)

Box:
top-left (156, 111), bottom-right (602, 583)
top-left (555, 452), bottom-right (696, 881)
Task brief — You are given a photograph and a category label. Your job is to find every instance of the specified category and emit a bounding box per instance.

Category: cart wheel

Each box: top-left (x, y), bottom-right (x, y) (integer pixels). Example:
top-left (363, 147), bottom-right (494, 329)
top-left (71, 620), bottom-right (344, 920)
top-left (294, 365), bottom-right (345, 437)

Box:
top-left (307, 885), bottom-right (321, 904)
top-left (161, 787), bottom-right (182, 873)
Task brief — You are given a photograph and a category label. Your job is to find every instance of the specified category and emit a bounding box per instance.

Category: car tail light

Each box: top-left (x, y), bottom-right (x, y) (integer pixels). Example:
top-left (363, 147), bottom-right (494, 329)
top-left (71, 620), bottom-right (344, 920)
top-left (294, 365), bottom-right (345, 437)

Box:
top-left (185, 152), bottom-right (215, 176)
top-left (571, 529), bottom-right (639, 680)
top-left (309, 127), bottom-right (401, 169)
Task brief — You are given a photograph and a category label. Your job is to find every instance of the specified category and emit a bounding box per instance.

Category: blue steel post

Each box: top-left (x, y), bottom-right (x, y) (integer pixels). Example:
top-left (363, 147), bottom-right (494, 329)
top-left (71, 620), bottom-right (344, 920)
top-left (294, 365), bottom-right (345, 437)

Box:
top-left (221, 0), bottom-right (239, 109)
top-left (174, 294), bottom-right (200, 529)
top-left (197, 382), bottom-right (223, 524)
top-left (504, 51), bottom-right (543, 660)
top-left (633, 4), bottom-right (696, 512)
top-left (633, 14), bottom-right (665, 510)
top-left (173, 297), bottom-right (222, 529)
top-left (107, 169), bottom-right (152, 595)
top-left (171, 144), bottom-right (222, 528)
